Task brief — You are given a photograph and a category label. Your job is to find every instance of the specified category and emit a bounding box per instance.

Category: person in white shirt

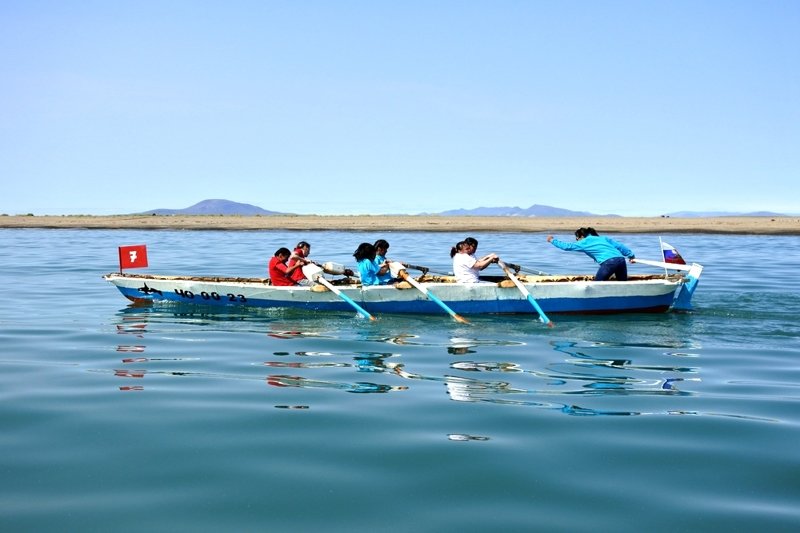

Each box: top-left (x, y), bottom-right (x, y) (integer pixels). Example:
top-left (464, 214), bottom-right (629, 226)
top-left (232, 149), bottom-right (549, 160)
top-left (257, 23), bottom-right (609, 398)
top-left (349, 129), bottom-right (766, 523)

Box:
top-left (450, 237), bottom-right (498, 283)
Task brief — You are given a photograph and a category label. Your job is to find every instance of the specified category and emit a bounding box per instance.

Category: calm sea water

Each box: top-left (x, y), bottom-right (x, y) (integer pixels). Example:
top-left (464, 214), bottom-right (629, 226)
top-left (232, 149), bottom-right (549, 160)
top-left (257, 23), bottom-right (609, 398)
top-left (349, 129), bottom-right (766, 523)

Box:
top-left (1, 228), bottom-right (799, 532)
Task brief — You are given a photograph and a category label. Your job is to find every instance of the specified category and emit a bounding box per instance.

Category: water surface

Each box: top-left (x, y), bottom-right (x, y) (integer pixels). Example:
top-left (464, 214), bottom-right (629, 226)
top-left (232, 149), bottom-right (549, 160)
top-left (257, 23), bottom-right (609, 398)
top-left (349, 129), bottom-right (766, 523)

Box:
top-left (1, 229), bottom-right (799, 531)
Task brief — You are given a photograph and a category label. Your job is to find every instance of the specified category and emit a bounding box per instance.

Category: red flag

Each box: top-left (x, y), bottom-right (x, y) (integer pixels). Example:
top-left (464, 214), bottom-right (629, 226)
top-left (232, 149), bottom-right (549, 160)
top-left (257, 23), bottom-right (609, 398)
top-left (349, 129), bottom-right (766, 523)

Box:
top-left (118, 244), bottom-right (148, 270)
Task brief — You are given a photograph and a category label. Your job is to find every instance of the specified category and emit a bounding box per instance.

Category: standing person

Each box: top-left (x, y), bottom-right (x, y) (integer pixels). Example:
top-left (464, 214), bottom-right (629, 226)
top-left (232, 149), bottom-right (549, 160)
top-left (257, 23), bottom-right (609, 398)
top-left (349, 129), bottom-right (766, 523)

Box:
top-left (450, 236), bottom-right (498, 283)
top-left (353, 242), bottom-right (392, 286)
top-left (546, 227), bottom-right (635, 281)
top-left (268, 247), bottom-right (310, 286)
top-left (287, 241), bottom-right (311, 284)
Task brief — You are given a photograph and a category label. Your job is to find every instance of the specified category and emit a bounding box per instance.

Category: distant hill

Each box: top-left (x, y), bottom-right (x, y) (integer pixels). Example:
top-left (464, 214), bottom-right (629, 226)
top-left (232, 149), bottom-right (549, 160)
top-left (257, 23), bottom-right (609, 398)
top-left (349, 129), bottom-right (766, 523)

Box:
top-left (663, 210), bottom-right (789, 218)
top-left (139, 199), bottom-right (284, 216)
top-left (433, 204), bottom-right (618, 217)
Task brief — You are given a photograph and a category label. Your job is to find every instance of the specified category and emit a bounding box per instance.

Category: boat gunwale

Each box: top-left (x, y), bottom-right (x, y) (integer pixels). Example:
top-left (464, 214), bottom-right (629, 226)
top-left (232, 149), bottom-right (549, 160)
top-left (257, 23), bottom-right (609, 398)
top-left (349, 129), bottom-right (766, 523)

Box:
top-left (103, 272), bottom-right (685, 288)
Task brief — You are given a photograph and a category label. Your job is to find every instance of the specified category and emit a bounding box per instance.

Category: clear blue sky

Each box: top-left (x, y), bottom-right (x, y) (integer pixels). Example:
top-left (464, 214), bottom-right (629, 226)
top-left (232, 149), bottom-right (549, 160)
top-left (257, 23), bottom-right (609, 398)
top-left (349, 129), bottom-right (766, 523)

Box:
top-left (2, 1), bottom-right (798, 216)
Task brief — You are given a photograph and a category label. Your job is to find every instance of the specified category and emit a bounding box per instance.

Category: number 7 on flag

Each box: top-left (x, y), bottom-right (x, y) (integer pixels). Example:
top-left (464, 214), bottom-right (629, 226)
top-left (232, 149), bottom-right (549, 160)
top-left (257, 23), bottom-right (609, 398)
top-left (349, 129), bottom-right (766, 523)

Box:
top-left (118, 244), bottom-right (148, 270)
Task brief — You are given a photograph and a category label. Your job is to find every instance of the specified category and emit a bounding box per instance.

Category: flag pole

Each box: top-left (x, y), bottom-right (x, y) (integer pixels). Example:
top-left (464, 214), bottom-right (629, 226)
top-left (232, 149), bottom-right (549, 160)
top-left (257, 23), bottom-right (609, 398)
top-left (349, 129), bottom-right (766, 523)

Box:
top-left (658, 237), bottom-right (668, 277)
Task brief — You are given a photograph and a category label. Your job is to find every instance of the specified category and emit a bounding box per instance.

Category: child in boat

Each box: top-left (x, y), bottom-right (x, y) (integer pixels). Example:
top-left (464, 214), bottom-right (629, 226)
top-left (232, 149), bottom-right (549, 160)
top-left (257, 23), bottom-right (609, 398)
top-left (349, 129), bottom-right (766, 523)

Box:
top-left (286, 240), bottom-right (354, 283)
top-left (269, 247), bottom-right (311, 286)
top-left (373, 239), bottom-right (395, 284)
top-left (287, 241), bottom-right (312, 285)
top-left (546, 227), bottom-right (635, 281)
top-left (353, 242), bottom-right (393, 285)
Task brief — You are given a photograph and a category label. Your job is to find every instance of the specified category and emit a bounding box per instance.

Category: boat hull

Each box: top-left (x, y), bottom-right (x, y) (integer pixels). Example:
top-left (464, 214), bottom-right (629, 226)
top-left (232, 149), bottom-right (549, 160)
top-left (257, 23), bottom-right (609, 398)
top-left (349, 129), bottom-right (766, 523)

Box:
top-left (103, 273), bottom-right (688, 315)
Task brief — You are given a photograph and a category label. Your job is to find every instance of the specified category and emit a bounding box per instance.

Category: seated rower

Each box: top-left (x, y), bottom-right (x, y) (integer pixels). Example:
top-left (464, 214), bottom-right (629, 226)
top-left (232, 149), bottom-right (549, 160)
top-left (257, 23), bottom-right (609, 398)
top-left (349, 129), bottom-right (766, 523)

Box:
top-left (268, 247), bottom-right (312, 286)
top-left (353, 242), bottom-right (393, 285)
top-left (450, 237), bottom-right (498, 283)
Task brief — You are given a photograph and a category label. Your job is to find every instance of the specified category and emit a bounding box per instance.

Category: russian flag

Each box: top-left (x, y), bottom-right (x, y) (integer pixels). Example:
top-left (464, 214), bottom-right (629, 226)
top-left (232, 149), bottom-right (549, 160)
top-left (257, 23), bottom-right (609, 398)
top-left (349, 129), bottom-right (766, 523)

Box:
top-left (661, 241), bottom-right (686, 265)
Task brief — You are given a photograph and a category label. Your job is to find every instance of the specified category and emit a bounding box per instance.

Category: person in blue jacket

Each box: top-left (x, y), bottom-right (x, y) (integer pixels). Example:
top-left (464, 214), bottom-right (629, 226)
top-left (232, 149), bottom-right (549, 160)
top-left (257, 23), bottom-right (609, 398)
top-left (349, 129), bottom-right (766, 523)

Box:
top-left (547, 227), bottom-right (635, 281)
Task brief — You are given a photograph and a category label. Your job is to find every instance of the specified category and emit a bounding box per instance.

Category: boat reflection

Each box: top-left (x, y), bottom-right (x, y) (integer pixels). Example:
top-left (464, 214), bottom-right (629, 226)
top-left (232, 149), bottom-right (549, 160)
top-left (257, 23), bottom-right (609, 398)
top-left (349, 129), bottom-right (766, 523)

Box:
top-left (391, 360), bottom-right (692, 416)
top-left (375, 336), bottom-right (704, 416)
top-left (108, 306), bottom-right (706, 416)
top-left (266, 375), bottom-right (407, 394)
top-left (264, 351), bottom-right (399, 372)
top-left (447, 434), bottom-right (490, 442)
top-left (264, 352), bottom-right (407, 397)
top-left (541, 340), bottom-right (700, 395)
top-left (114, 307), bottom-right (151, 390)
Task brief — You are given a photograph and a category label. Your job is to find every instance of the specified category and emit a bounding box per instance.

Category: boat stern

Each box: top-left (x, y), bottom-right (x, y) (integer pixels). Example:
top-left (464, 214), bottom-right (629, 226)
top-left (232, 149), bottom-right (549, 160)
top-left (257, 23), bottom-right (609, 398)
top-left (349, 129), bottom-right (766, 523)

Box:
top-left (672, 263), bottom-right (704, 311)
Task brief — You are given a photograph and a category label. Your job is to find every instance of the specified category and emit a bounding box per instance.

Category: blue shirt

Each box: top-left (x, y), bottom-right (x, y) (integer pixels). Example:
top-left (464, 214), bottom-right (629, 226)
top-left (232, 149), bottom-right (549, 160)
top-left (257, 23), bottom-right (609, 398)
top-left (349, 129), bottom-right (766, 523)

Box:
top-left (550, 235), bottom-right (635, 264)
top-left (358, 258), bottom-right (382, 285)
top-left (374, 254), bottom-right (392, 284)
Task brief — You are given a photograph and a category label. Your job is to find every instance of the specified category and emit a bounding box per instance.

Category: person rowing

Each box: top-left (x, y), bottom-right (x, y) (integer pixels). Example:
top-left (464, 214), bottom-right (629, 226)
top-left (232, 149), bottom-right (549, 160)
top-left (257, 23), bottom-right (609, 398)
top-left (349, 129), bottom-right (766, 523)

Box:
top-left (269, 247), bottom-right (312, 286)
top-left (450, 236), bottom-right (499, 283)
top-left (373, 239), bottom-right (396, 284)
top-left (270, 245), bottom-right (354, 286)
top-left (353, 242), bottom-right (394, 285)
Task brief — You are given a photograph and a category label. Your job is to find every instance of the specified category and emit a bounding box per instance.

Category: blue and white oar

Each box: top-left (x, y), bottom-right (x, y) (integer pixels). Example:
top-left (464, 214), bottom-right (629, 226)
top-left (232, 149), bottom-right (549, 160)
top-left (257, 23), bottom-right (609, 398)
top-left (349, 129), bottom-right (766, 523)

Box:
top-left (302, 264), bottom-right (375, 321)
top-left (497, 260), bottom-right (553, 327)
top-left (390, 263), bottom-right (469, 323)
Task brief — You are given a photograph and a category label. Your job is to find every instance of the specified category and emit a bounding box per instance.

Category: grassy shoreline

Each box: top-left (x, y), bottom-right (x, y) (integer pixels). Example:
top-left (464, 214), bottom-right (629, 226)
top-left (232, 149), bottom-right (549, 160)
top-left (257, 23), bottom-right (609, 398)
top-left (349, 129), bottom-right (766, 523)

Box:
top-left (1, 214), bottom-right (798, 234)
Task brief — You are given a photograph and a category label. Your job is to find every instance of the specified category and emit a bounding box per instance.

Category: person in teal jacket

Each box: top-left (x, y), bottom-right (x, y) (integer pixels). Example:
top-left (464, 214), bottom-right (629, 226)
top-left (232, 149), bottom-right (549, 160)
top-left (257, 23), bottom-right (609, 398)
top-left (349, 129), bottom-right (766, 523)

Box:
top-left (547, 227), bottom-right (635, 281)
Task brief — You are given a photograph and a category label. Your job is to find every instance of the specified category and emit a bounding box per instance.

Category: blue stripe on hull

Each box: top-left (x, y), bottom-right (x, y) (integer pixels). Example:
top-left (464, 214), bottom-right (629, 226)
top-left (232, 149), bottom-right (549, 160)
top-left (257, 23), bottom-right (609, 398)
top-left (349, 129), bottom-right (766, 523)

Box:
top-left (533, 294), bottom-right (676, 314)
top-left (118, 287), bottom-right (361, 312)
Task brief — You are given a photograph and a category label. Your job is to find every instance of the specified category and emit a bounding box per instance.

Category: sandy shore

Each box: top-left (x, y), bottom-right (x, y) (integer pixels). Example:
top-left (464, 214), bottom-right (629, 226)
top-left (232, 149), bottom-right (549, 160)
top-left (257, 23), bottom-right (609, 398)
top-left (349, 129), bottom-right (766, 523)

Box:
top-left (1, 214), bottom-right (798, 234)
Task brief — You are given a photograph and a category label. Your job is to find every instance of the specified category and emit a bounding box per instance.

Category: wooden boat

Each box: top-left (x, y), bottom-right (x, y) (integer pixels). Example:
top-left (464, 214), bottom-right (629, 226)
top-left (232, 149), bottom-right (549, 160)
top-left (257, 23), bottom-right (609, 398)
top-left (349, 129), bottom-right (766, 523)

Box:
top-left (103, 259), bottom-right (703, 317)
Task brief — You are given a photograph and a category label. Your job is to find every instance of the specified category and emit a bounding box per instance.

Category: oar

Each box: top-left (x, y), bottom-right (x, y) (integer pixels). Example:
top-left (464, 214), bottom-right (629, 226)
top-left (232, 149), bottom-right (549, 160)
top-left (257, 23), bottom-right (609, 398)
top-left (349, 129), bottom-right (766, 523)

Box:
top-left (382, 260), bottom-right (450, 276)
top-left (631, 258), bottom-right (692, 272)
top-left (497, 260), bottom-right (554, 327)
top-left (390, 263), bottom-right (469, 323)
top-left (503, 261), bottom-right (550, 276)
top-left (302, 264), bottom-right (376, 321)
top-left (389, 262), bottom-right (446, 275)
top-left (402, 263), bottom-right (454, 276)
top-left (400, 263), bottom-right (430, 274)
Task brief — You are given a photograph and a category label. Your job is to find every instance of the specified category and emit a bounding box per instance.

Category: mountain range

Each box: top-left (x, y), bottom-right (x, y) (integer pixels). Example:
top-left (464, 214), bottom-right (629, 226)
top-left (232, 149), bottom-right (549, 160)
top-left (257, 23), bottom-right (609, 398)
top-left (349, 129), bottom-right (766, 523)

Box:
top-left (137, 199), bottom-right (789, 218)
top-left (138, 199), bottom-right (282, 216)
top-left (433, 205), bottom-right (611, 217)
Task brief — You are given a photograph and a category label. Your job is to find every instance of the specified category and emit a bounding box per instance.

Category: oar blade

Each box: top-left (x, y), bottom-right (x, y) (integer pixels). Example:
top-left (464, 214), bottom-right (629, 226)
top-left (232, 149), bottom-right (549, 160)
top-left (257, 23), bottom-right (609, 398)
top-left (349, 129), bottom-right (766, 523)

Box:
top-left (499, 260), bottom-right (553, 327)
top-left (399, 268), bottom-right (469, 324)
top-left (316, 277), bottom-right (375, 321)
top-left (425, 288), bottom-right (469, 324)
